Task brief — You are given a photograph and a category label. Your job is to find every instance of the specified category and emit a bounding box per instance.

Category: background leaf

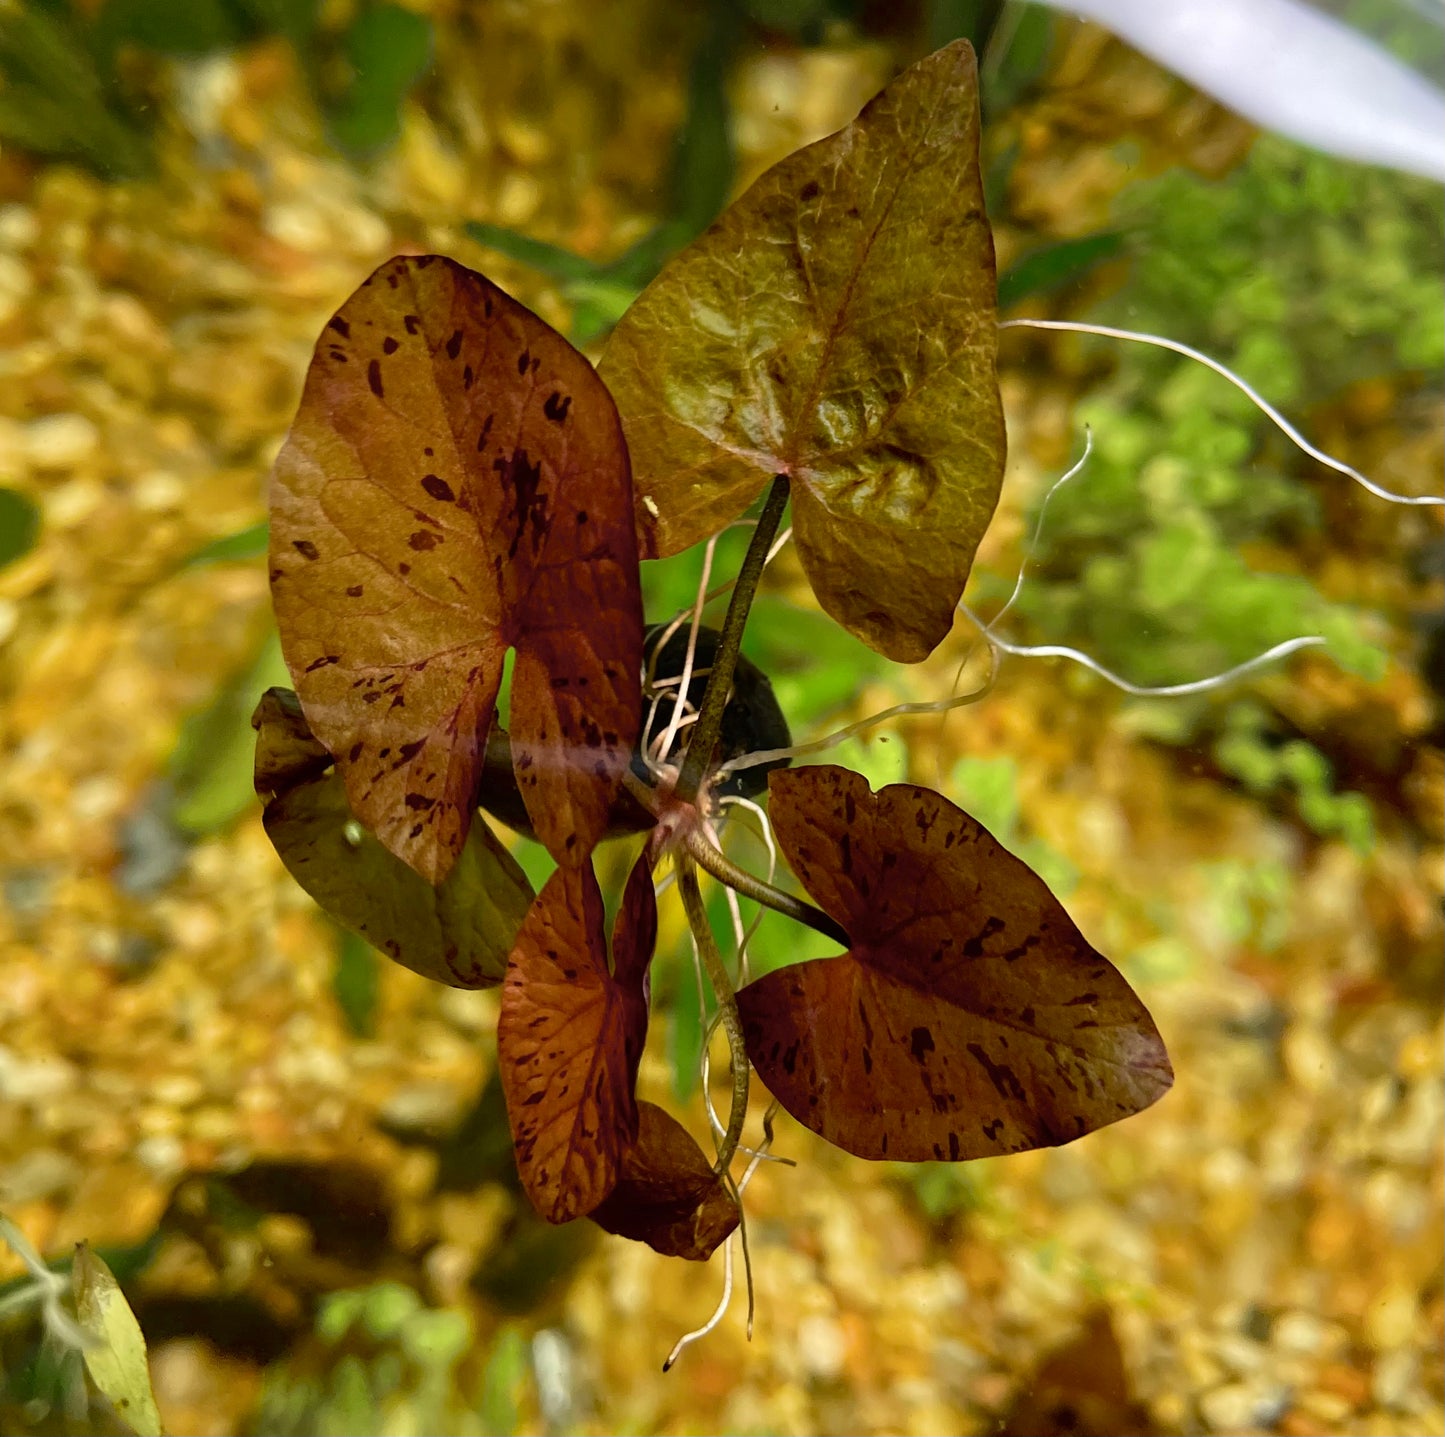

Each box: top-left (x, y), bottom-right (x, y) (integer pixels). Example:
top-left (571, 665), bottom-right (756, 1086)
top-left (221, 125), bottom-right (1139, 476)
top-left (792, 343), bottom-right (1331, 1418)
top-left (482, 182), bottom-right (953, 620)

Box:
top-left (269, 254), bottom-right (643, 881)
top-left (737, 766), bottom-right (1172, 1162)
top-left (601, 39), bottom-right (1006, 662)
top-left (71, 1243), bottom-right (162, 1437)
top-left (170, 629), bottom-right (292, 835)
top-left (0, 488), bottom-right (40, 570)
top-left (325, 2), bottom-right (432, 155)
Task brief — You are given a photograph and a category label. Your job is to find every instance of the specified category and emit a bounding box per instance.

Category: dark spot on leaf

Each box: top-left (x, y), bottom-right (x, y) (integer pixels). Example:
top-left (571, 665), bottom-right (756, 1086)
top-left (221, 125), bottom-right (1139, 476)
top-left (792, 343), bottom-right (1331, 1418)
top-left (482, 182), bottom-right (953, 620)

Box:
top-left (293, 540), bottom-right (319, 560)
top-left (909, 1027), bottom-right (934, 1062)
top-left (367, 359), bottom-right (383, 398)
top-left (421, 474), bottom-right (455, 502)
top-left (348, 742), bottom-right (363, 761)
top-left (446, 328), bottom-right (463, 359)
top-left (409, 530), bottom-right (441, 551)
top-left (982, 1118), bottom-right (1003, 1142)
top-left (517, 349), bottom-right (530, 374)
top-left (963, 915), bottom-right (1006, 957)
top-left (948, 1131), bottom-right (960, 1161)
top-left (494, 446), bottom-right (547, 559)
top-left (800, 179), bottom-right (820, 200)
top-left (544, 391), bottom-right (571, 423)
top-left (404, 314), bottom-right (420, 334)
top-left (966, 1042), bottom-right (1024, 1102)
top-left (328, 316), bottom-right (350, 338)
top-left (463, 364), bottom-right (474, 389)
top-left (382, 336), bottom-right (399, 354)
top-left (405, 793), bottom-right (436, 810)
top-left (346, 584), bottom-right (363, 597)
top-left (398, 562), bottom-right (410, 575)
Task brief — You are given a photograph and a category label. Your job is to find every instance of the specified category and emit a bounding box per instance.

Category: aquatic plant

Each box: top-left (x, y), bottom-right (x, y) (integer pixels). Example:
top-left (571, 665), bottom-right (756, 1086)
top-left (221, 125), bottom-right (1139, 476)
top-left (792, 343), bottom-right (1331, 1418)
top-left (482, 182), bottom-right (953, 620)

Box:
top-left (255, 43), bottom-right (1175, 1356)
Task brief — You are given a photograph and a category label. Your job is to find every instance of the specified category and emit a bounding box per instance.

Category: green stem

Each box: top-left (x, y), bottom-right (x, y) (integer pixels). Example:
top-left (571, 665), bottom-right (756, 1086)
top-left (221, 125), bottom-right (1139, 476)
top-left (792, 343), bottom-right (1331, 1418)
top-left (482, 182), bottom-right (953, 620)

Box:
top-left (677, 857), bottom-right (749, 1179)
top-left (675, 474), bottom-right (790, 805)
top-left (681, 826), bottom-right (848, 949)
top-left (621, 769), bottom-right (849, 949)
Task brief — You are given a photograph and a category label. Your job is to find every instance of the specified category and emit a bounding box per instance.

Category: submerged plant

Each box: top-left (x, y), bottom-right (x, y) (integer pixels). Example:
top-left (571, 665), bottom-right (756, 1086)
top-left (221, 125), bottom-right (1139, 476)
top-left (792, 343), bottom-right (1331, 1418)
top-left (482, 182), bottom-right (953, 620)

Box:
top-left (255, 41), bottom-right (1172, 1348)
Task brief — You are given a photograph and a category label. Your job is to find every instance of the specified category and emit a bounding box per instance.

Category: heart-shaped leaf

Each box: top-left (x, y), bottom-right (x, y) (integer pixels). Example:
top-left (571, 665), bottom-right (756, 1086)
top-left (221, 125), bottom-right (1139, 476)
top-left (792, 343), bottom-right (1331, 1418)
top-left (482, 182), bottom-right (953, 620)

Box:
top-left (589, 1101), bottom-right (739, 1260)
top-left (498, 850), bottom-right (656, 1223)
top-left (599, 40), bottom-right (1005, 663)
top-left (270, 253), bottom-right (644, 882)
top-left (737, 766), bottom-right (1172, 1162)
top-left (256, 688), bottom-right (534, 988)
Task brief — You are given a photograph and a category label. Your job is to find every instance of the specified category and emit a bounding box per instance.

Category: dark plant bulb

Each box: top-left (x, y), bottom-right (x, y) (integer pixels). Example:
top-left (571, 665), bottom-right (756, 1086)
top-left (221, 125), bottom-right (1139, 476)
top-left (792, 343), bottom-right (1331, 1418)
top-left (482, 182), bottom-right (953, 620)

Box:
top-left (640, 621), bottom-right (792, 801)
top-left (476, 621), bottom-right (793, 840)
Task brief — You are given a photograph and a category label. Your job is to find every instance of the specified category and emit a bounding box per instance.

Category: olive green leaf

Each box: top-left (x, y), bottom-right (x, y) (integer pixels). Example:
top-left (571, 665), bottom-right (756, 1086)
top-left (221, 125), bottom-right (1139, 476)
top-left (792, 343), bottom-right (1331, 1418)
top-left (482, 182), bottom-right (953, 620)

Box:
top-left (600, 39), bottom-right (1006, 662)
top-left (263, 769), bottom-right (534, 988)
top-left (72, 1243), bottom-right (163, 1437)
top-left (255, 692), bottom-right (535, 988)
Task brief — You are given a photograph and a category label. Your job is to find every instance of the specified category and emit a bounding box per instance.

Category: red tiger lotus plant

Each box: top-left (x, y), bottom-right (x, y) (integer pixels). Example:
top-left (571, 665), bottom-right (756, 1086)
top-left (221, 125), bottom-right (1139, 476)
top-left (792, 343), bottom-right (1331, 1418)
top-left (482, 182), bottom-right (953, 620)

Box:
top-left (254, 39), bottom-right (1172, 1327)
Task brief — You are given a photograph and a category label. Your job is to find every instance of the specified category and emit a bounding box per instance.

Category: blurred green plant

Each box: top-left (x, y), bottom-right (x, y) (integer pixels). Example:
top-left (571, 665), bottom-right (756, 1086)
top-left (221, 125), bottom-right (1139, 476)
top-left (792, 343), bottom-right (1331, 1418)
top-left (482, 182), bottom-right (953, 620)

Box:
top-left (0, 1), bottom-right (152, 177)
top-left (1213, 703), bottom-right (1376, 855)
top-left (468, 0), bottom-right (739, 342)
top-left (1005, 134), bottom-right (1440, 793)
top-left (0, 487), bottom-right (39, 569)
top-left (0, 1215), bottom-right (162, 1435)
top-left (169, 625), bottom-right (290, 834)
top-left (253, 1281), bottom-right (532, 1436)
top-left (322, 1), bottom-right (431, 156)
top-left (177, 518), bottom-right (269, 569)
top-left (332, 927), bottom-right (380, 1039)
top-left (0, 0), bottom-right (430, 177)
top-left (896, 1157), bottom-right (991, 1223)
top-left (950, 754), bottom-right (1079, 895)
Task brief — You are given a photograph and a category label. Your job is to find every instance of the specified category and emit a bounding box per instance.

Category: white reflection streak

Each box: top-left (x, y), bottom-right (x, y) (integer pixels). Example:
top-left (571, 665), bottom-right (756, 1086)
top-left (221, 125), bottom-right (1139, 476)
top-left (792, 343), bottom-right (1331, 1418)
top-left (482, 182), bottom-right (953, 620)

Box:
top-left (1001, 318), bottom-right (1444, 507)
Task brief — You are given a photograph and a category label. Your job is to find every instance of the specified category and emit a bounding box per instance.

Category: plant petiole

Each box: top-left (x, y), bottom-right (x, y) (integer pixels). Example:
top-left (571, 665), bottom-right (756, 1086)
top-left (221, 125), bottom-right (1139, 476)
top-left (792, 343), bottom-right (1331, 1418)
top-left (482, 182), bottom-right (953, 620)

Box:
top-left (674, 475), bottom-right (790, 805)
top-left (676, 857), bottom-right (749, 1179)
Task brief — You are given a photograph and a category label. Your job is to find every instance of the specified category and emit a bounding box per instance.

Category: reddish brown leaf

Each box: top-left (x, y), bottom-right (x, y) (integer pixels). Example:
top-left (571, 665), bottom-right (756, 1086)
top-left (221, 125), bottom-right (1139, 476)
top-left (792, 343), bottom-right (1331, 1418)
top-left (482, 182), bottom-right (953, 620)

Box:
top-left (589, 1102), bottom-right (739, 1260)
top-left (270, 254), bottom-right (643, 882)
top-left (600, 41), bottom-right (1005, 662)
top-left (498, 851), bottom-right (656, 1224)
top-left (737, 767), bottom-right (1172, 1162)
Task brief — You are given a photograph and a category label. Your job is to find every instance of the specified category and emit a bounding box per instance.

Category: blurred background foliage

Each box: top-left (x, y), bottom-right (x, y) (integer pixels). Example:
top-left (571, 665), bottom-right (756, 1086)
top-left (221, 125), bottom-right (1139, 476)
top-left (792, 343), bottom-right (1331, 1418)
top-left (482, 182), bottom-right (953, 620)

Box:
top-left (0, 0), bottom-right (1440, 1433)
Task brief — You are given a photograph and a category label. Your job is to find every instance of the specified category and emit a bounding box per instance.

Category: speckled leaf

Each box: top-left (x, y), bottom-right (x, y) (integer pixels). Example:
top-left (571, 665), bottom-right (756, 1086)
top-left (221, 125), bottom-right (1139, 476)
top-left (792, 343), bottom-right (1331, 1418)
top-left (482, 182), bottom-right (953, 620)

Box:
top-left (737, 767), bottom-right (1172, 1162)
top-left (599, 40), bottom-right (1005, 663)
top-left (589, 1101), bottom-right (739, 1260)
top-left (270, 253), bottom-right (643, 883)
top-left (262, 764), bottom-right (534, 989)
top-left (499, 850), bottom-right (656, 1224)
